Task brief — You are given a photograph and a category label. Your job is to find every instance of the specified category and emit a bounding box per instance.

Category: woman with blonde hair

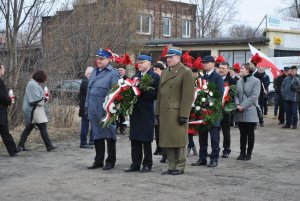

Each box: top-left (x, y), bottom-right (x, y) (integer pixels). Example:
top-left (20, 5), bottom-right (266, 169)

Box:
top-left (234, 63), bottom-right (260, 161)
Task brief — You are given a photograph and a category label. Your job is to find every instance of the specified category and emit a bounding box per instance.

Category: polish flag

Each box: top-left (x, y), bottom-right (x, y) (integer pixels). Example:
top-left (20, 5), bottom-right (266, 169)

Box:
top-left (248, 43), bottom-right (282, 78)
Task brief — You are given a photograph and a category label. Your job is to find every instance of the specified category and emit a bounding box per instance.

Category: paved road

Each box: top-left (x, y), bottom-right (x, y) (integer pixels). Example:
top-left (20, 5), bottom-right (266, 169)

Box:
top-left (0, 115), bottom-right (299, 201)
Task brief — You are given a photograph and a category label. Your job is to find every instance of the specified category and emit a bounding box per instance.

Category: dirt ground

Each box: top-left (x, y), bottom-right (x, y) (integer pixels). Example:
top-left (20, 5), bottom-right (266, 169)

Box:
top-left (0, 112), bottom-right (299, 201)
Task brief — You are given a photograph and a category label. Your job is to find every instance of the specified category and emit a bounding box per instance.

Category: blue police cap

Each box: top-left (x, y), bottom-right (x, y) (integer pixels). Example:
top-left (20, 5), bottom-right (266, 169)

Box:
top-left (165, 46), bottom-right (182, 57)
top-left (137, 54), bottom-right (153, 62)
top-left (202, 55), bottom-right (215, 63)
top-left (96, 49), bottom-right (112, 59)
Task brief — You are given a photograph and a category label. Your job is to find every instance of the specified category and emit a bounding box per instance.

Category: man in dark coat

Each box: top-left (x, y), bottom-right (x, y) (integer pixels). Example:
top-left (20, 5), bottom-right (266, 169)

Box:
top-left (116, 65), bottom-right (128, 134)
top-left (0, 64), bottom-right (19, 156)
top-left (86, 49), bottom-right (119, 170)
top-left (79, 66), bottom-right (94, 148)
top-left (274, 67), bottom-right (289, 124)
top-left (254, 68), bottom-right (270, 126)
top-left (191, 55), bottom-right (224, 168)
top-left (218, 62), bottom-right (237, 158)
top-left (125, 54), bottom-right (160, 173)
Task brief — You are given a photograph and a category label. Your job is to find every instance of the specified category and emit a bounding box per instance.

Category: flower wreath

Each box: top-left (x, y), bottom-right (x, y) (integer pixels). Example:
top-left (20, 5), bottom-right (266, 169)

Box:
top-left (189, 78), bottom-right (223, 132)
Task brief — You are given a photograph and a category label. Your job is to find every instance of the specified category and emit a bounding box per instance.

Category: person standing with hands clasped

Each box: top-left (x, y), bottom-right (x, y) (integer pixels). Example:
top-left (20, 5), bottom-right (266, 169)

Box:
top-left (156, 47), bottom-right (194, 175)
top-left (0, 64), bottom-right (20, 156)
top-left (234, 63), bottom-right (260, 161)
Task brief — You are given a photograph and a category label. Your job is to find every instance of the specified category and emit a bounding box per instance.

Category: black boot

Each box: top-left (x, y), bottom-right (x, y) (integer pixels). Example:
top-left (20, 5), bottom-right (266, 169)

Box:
top-left (160, 154), bottom-right (167, 163)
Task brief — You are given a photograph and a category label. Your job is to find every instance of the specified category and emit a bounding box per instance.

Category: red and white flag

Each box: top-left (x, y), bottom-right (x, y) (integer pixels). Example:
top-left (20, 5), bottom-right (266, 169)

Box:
top-left (248, 43), bottom-right (282, 78)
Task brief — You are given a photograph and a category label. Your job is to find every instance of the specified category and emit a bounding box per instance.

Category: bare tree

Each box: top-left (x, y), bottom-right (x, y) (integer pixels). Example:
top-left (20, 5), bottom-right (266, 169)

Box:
top-left (280, 0), bottom-right (300, 18)
top-left (228, 24), bottom-right (263, 38)
top-left (188, 0), bottom-right (240, 38)
top-left (0, 0), bottom-right (57, 128)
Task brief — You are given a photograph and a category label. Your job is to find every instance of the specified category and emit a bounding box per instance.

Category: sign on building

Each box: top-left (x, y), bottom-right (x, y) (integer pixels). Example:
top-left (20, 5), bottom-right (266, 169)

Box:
top-left (266, 16), bottom-right (300, 32)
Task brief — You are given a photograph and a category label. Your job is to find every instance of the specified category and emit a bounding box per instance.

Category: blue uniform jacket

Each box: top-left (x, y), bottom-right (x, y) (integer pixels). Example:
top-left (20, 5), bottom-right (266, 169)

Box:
top-left (85, 65), bottom-right (119, 140)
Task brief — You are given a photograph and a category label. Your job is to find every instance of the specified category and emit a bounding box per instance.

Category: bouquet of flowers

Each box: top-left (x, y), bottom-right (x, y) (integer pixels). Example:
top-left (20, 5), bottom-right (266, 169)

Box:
top-left (189, 78), bottom-right (223, 132)
top-left (100, 74), bottom-right (154, 128)
top-left (101, 77), bottom-right (140, 128)
top-left (222, 83), bottom-right (237, 112)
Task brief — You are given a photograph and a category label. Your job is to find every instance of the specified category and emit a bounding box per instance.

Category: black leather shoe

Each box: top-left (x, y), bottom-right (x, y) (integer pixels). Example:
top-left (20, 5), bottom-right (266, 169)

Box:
top-left (47, 145), bottom-right (58, 152)
top-left (292, 126), bottom-right (297, 129)
top-left (160, 155), bottom-right (167, 163)
top-left (80, 144), bottom-right (94, 149)
top-left (278, 122), bottom-right (284, 125)
top-left (124, 166), bottom-right (140, 172)
top-left (87, 162), bottom-right (103, 169)
top-left (153, 148), bottom-right (161, 155)
top-left (191, 160), bottom-right (207, 166)
top-left (222, 153), bottom-right (229, 158)
top-left (244, 155), bottom-right (251, 161)
top-left (171, 170), bottom-right (184, 175)
top-left (17, 146), bottom-right (30, 151)
top-left (282, 125), bottom-right (291, 128)
top-left (140, 166), bottom-right (151, 173)
top-left (237, 155), bottom-right (245, 160)
top-left (207, 161), bottom-right (218, 167)
top-left (161, 169), bottom-right (174, 175)
top-left (102, 164), bottom-right (114, 170)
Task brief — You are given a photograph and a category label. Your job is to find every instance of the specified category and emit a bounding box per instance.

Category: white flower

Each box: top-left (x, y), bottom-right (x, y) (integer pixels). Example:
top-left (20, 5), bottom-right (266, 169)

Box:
top-left (195, 106), bottom-right (201, 111)
top-left (209, 91), bottom-right (213, 96)
top-left (118, 78), bottom-right (124, 86)
top-left (109, 103), bottom-right (117, 114)
top-left (203, 85), bottom-right (208, 90)
top-left (108, 93), bottom-right (114, 99)
top-left (209, 102), bottom-right (214, 106)
top-left (201, 97), bottom-right (206, 102)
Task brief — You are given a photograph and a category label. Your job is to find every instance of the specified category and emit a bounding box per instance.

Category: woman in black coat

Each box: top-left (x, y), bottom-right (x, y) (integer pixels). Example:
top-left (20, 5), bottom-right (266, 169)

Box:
top-left (125, 55), bottom-right (160, 173)
top-left (0, 64), bottom-right (19, 156)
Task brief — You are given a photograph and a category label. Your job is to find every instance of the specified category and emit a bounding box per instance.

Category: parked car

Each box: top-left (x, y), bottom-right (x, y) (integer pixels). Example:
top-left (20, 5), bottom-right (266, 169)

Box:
top-left (50, 79), bottom-right (82, 104)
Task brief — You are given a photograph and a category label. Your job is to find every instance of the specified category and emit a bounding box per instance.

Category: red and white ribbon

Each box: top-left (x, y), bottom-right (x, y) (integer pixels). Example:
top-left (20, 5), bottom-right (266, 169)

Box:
top-left (222, 84), bottom-right (230, 108)
top-left (101, 77), bottom-right (140, 127)
top-left (189, 120), bottom-right (204, 125)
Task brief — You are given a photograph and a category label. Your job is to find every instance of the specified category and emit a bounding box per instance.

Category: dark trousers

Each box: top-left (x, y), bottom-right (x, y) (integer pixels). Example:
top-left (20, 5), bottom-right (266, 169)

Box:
top-left (274, 93), bottom-right (279, 116)
top-left (278, 95), bottom-right (285, 124)
top-left (284, 100), bottom-right (298, 127)
top-left (18, 123), bottom-right (52, 149)
top-left (238, 122), bottom-right (256, 156)
top-left (199, 127), bottom-right (220, 162)
top-left (258, 95), bottom-right (265, 124)
top-left (130, 140), bottom-right (152, 168)
top-left (80, 116), bottom-right (93, 145)
top-left (0, 123), bottom-right (18, 156)
top-left (94, 138), bottom-right (116, 166)
top-left (220, 112), bottom-right (231, 154)
top-left (154, 124), bottom-right (161, 152)
top-left (264, 96), bottom-right (268, 115)
top-left (187, 134), bottom-right (195, 148)
top-left (116, 114), bottom-right (126, 132)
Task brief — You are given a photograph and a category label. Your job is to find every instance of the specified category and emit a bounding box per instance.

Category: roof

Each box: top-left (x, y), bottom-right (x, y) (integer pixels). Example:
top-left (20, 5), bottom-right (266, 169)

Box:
top-left (145, 37), bottom-right (270, 46)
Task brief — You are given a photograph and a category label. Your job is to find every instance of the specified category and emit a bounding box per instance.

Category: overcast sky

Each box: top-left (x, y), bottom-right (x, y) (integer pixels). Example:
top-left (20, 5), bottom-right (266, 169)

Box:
top-left (174, 0), bottom-right (284, 28)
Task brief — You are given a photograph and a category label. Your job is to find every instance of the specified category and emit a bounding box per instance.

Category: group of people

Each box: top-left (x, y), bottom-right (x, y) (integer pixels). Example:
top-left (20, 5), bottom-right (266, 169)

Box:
top-left (1, 46), bottom-right (299, 176)
top-left (0, 65), bottom-right (57, 157)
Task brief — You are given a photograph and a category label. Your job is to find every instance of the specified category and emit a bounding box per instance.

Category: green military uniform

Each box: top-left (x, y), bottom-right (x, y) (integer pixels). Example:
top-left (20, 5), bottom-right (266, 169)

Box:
top-left (156, 61), bottom-right (194, 171)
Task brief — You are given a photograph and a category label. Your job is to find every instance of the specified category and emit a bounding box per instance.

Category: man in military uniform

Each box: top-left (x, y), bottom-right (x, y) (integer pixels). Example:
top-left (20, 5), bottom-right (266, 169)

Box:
top-left (156, 47), bottom-right (194, 175)
top-left (86, 49), bottom-right (119, 170)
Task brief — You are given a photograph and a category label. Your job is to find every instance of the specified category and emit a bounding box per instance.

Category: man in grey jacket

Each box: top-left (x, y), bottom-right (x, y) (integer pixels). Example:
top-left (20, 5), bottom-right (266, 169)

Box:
top-left (281, 66), bottom-right (300, 129)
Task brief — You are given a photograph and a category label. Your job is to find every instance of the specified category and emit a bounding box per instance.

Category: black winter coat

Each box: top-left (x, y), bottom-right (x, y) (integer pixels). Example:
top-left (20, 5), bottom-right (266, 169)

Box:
top-left (0, 78), bottom-right (12, 124)
top-left (129, 69), bottom-right (160, 142)
top-left (78, 78), bottom-right (88, 117)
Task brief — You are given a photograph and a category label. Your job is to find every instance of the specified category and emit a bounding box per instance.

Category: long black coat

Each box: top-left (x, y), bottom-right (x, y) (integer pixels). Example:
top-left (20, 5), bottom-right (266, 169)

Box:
top-left (130, 69), bottom-right (160, 142)
top-left (222, 72), bottom-right (237, 123)
top-left (0, 78), bottom-right (12, 124)
top-left (79, 78), bottom-right (88, 117)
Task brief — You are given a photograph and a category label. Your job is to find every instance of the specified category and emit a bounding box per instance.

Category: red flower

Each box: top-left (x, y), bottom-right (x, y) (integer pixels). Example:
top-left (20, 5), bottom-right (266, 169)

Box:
top-left (224, 95), bottom-right (230, 102)
top-left (115, 95), bottom-right (123, 101)
top-left (199, 116), bottom-right (204, 120)
top-left (206, 109), bottom-right (213, 115)
top-left (190, 113), bottom-right (196, 118)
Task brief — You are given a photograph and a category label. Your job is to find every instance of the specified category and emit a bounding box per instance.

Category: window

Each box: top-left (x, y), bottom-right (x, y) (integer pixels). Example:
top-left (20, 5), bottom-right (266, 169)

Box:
top-left (182, 20), bottom-right (191, 38)
top-left (137, 15), bottom-right (152, 34)
top-left (219, 50), bottom-right (252, 66)
top-left (163, 17), bottom-right (171, 37)
top-left (274, 50), bottom-right (300, 57)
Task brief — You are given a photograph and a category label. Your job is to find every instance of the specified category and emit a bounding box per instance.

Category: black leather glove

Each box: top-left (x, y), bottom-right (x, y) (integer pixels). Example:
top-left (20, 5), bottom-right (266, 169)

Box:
top-left (178, 117), bottom-right (188, 125)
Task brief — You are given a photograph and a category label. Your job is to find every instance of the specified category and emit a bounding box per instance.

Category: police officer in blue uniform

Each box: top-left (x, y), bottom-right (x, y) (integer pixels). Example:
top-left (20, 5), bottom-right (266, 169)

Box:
top-left (86, 49), bottom-right (119, 170)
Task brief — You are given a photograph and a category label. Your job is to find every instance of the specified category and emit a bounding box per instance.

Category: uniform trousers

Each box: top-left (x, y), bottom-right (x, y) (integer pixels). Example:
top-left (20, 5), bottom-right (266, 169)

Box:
top-left (164, 147), bottom-right (186, 171)
top-left (94, 138), bottom-right (116, 166)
